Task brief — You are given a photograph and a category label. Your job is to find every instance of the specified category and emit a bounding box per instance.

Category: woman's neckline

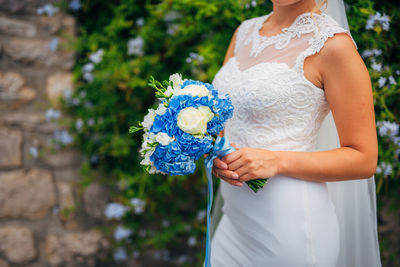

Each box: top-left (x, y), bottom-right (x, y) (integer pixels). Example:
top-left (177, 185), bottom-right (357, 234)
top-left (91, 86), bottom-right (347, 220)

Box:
top-left (257, 11), bottom-right (323, 40)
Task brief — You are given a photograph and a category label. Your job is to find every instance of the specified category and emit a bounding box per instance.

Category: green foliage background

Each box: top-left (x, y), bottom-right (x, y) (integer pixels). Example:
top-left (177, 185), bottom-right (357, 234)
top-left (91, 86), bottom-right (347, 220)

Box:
top-left (63, 0), bottom-right (400, 265)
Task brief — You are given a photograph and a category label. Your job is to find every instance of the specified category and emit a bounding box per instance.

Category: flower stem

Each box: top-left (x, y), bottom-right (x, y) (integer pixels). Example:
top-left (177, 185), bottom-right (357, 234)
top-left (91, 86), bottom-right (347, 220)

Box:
top-left (246, 178), bottom-right (268, 193)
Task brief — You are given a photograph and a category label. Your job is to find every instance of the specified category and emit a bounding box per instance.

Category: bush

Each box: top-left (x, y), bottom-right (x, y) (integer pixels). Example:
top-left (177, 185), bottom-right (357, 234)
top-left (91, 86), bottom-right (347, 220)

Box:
top-left (62, 0), bottom-right (400, 265)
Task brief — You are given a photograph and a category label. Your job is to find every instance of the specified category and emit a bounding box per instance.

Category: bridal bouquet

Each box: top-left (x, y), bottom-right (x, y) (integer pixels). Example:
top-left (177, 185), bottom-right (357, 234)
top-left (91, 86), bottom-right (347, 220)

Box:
top-left (130, 73), bottom-right (267, 267)
top-left (129, 73), bottom-right (267, 191)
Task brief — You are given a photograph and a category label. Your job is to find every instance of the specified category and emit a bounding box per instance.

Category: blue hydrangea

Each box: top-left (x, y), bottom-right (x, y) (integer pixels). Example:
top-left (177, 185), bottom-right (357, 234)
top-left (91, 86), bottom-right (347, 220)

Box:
top-left (178, 133), bottom-right (213, 160)
top-left (153, 155), bottom-right (196, 175)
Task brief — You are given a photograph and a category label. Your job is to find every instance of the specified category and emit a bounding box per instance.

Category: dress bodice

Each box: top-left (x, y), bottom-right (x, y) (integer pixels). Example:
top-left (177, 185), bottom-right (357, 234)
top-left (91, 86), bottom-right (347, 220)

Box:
top-left (212, 12), bottom-right (355, 152)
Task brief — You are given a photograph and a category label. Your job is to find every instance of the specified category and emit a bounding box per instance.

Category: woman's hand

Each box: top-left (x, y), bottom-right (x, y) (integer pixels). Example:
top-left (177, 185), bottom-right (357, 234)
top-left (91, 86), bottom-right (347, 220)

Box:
top-left (223, 147), bottom-right (281, 182)
top-left (212, 142), bottom-right (244, 187)
top-left (212, 158), bottom-right (243, 187)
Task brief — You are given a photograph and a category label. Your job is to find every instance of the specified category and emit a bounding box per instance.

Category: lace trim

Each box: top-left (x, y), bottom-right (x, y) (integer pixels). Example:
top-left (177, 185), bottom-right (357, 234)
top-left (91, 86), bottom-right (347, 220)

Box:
top-left (294, 15), bottom-right (358, 76)
top-left (234, 12), bottom-right (357, 59)
top-left (250, 12), bottom-right (320, 56)
top-left (234, 12), bottom-right (358, 79)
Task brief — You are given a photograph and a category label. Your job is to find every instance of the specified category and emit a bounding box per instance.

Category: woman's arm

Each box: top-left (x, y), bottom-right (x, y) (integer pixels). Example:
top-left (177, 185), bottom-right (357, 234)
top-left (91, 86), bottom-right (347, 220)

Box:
top-left (222, 26), bottom-right (239, 65)
top-left (212, 26), bottom-right (245, 187)
top-left (223, 33), bottom-right (378, 183)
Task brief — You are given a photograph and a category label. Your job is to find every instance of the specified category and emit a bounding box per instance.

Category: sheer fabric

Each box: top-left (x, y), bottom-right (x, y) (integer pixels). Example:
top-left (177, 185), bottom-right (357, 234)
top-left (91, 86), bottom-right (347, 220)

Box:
top-left (234, 12), bottom-right (356, 75)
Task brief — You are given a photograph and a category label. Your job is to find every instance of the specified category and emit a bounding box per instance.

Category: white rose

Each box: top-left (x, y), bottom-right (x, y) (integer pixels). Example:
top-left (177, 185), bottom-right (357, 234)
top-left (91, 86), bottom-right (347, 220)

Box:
top-left (142, 109), bottom-right (156, 129)
top-left (155, 103), bottom-right (167, 116)
top-left (177, 106), bottom-right (214, 136)
top-left (155, 132), bottom-right (175, 146)
top-left (175, 84), bottom-right (211, 98)
top-left (169, 73), bottom-right (184, 88)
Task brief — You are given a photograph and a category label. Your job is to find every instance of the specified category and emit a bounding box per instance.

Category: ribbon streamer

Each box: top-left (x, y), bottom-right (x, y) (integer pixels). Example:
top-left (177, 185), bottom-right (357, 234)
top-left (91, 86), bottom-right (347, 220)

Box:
top-left (204, 136), bottom-right (236, 267)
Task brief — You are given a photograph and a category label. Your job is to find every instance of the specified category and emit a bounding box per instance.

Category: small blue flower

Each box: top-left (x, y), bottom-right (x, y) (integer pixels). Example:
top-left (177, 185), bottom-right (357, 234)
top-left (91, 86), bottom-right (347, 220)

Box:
top-left (377, 120), bottom-right (399, 139)
top-left (371, 60), bottom-right (382, 72)
top-left (376, 162), bottom-right (392, 176)
top-left (128, 37), bottom-right (145, 56)
top-left (104, 203), bottom-right (129, 220)
top-left (378, 77), bottom-right (387, 88)
top-left (29, 146), bottom-right (39, 159)
top-left (114, 226), bottom-right (132, 241)
top-left (366, 12), bottom-right (390, 31)
top-left (136, 18), bottom-right (145, 27)
top-left (45, 108), bottom-right (61, 122)
top-left (69, 0), bottom-right (81, 11)
top-left (53, 129), bottom-right (73, 145)
top-left (76, 119), bottom-right (83, 131)
top-left (114, 247), bottom-right (128, 262)
top-left (89, 49), bottom-right (104, 64)
top-left (37, 4), bottom-right (59, 16)
top-left (49, 37), bottom-right (59, 52)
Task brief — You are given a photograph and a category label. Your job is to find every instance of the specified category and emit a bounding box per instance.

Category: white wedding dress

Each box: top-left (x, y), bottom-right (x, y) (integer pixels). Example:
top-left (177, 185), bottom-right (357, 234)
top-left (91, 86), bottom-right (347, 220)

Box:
top-left (210, 12), bottom-right (361, 267)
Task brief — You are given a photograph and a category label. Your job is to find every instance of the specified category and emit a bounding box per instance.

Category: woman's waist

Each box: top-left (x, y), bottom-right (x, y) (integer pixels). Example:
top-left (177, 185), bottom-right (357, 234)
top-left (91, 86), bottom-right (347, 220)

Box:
top-left (224, 131), bottom-right (318, 152)
top-left (221, 175), bottom-right (329, 199)
top-left (220, 175), bottom-right (334, 218)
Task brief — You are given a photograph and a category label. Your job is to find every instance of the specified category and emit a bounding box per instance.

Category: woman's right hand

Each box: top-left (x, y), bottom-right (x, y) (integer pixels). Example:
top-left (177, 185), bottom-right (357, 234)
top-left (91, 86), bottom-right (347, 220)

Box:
top-left (212, 157), bottom-right (243, 187)
top-left (212, 133), bottom-right (242, 187)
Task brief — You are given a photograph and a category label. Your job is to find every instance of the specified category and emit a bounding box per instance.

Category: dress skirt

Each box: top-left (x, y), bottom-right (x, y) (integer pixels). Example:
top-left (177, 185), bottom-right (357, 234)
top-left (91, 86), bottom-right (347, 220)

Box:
top-left (210, 174), bottom-right (340, 267)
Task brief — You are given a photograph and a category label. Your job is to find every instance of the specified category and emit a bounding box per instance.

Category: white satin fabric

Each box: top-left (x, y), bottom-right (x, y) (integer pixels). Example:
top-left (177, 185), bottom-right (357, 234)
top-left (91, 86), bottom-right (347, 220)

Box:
top-left (209, 3), bottom-right (381, 266)
top-left (212, 175), bottom-right (340, 267)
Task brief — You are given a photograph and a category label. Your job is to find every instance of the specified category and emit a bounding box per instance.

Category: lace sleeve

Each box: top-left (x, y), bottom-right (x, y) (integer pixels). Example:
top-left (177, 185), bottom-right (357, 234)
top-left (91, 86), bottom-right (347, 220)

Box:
top-left (294, 16), bottom-right (358, 77)
top-left (234, 18), bottom-right (256, 56)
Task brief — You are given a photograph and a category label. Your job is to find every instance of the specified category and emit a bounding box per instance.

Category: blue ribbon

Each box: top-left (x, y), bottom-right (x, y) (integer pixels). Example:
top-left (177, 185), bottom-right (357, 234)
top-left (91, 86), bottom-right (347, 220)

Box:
top-left (204, 136), bottom-right (236, 267)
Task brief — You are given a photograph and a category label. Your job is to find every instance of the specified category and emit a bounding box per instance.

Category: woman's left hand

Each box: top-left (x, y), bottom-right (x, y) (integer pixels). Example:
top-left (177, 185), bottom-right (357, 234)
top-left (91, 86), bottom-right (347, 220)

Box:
top-left (222, 147), bottom-right (281, 182)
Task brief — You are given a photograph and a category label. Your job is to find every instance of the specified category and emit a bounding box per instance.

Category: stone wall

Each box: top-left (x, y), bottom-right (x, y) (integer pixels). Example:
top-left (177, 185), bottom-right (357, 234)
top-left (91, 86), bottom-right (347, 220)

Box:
top-left (0, 1), bottom-right (110, 266)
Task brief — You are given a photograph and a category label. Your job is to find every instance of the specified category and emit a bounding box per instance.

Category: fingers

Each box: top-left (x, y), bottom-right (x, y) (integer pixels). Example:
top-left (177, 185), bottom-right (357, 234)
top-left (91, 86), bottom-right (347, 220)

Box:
top-left (213, 157), bottom-right (228, 170)
top-left (223, 150), bottom-right (242, 164)
top-left (239, 173), bottom-right (252, 182)
top-left (212, 152), bottom-right (243, 187)
top-left (221, 177), bottom-right (243, 187)
top-left (231, 143), bottom-right (239, 149)
top-left (212, 166), bottom-right (242, 187)
top-left (233, 166), bottom-right (249, 178)
top-left (239, 173), bottom-right (261, 182)
top-left (212, 167), bottom-right (239, 180)
top-left (227, 158), bottom-right (245, 172)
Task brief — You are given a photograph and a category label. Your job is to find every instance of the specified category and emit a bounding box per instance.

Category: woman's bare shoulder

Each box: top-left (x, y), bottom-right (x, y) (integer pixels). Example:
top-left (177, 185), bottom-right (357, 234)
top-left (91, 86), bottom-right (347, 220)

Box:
top-left (318, 32), bottom-right (359, 63)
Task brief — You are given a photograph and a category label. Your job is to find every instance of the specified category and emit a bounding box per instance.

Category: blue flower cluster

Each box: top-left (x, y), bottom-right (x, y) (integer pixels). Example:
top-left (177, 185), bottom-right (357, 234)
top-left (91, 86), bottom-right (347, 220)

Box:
top-left (148, 79), bottom-right (234, 175)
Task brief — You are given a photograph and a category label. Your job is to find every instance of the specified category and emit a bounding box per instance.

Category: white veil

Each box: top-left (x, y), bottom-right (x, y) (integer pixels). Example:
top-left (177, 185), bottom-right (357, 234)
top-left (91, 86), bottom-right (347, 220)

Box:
top-left (211, 1), bottom-right (382, 266)
top-left (317, 1), bottom-right (382, 266)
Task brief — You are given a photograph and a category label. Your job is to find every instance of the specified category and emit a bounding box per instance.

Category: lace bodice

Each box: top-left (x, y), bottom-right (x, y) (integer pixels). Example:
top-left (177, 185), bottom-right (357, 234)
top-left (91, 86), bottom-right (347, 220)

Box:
top-left (212, 12), bottom-right (355, 152)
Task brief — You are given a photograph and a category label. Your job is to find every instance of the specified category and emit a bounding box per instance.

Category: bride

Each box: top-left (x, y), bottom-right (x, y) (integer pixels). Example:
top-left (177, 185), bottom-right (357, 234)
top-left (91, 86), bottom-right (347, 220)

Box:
top-left (209, 0), bottom-right (382, 266)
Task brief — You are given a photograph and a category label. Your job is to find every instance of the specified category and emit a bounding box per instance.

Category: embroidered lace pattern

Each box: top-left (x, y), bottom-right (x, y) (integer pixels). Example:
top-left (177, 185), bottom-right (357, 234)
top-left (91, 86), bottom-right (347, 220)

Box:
top-left (212, 12), bottom-right (356, 152)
